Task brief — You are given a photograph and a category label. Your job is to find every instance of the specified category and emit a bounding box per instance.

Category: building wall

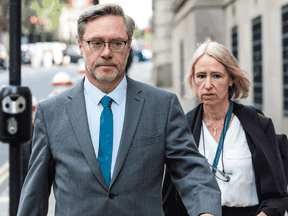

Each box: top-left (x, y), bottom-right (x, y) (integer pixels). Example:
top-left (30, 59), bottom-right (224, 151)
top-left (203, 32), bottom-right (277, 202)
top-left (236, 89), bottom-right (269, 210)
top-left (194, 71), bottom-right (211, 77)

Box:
top-left (152, 0), bottom-right (288, 134)
top-left (225, 0), bottom-right (288, 133)
top-left (171, 11), bottom-right (198, 110)
top-left (152, 0), bottom-right (174, 87)
top-left (169, 0), bottom-right (227, 110)
top-left (58, 0), bottom-right (93, 43)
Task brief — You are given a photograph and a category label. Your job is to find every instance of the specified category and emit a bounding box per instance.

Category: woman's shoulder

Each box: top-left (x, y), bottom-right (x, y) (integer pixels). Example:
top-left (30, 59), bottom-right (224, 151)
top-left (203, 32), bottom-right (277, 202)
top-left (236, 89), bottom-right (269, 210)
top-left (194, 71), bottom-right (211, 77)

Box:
top-left (235, 102), bottom-right (271, 128)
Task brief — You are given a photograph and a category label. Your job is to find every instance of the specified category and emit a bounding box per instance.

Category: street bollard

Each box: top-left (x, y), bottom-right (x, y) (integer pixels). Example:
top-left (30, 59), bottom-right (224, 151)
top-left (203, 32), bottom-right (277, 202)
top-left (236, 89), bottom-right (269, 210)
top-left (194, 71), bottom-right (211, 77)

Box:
top-left (48, 71), bottom-right (74, 98)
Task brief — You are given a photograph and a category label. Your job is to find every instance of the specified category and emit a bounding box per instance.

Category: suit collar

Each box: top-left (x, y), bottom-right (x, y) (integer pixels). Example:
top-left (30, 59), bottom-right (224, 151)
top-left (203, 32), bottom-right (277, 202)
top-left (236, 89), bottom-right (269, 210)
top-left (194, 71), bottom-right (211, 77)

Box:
top-left (83, 76), bottom-right (127, 106)
top-left (66, 77), bottom-right (146, 189)
top-left (187, 102), bottom-right (261, 146)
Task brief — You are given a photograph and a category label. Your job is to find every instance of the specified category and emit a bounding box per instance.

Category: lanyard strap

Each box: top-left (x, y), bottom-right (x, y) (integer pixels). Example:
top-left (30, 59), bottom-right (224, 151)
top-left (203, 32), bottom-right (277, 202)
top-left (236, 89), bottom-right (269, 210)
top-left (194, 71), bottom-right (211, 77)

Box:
top-left (212, 101), bottom-right (233, 172)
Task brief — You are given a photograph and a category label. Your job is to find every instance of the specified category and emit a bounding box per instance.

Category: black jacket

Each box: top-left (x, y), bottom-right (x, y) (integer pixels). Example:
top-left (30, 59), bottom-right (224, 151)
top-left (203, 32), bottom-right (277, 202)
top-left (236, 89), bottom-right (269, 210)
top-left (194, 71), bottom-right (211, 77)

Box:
top-left (163, 101), bottom-right (288, 216)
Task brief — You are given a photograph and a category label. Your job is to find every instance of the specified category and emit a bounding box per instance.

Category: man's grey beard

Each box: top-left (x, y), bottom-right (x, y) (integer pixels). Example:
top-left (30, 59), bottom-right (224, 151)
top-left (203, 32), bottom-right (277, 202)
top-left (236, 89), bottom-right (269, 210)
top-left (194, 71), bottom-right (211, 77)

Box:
top-left (82, 48), bottom-right (129, 83)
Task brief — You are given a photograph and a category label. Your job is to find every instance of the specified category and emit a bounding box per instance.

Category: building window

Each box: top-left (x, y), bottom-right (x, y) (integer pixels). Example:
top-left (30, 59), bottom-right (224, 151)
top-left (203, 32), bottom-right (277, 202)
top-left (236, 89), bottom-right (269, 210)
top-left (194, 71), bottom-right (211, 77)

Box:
top-left (282, 5), bottom-right (288, 116)
top-left (232, 26), bottom-right (238, 61)
top-left (252, 16), bottom-right (262, 109)
top-left (180, 40), bottom-right (185, 97)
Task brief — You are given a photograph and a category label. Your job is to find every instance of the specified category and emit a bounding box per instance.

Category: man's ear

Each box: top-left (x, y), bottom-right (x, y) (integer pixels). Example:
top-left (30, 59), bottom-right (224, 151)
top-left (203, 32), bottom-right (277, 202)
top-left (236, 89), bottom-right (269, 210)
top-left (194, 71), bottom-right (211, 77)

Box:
top-left (78, 39), bottom-right (83, 57)
top-left (127, 39), bottom-right (132, 49)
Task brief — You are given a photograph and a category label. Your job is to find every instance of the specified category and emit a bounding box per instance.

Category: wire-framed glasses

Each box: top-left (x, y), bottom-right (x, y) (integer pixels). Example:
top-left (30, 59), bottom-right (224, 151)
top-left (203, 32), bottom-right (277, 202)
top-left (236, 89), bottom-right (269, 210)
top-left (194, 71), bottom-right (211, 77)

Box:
top-left (208, 163), bottom-right (232, 182)
top-left (82, 38), bottom-right (129, 52)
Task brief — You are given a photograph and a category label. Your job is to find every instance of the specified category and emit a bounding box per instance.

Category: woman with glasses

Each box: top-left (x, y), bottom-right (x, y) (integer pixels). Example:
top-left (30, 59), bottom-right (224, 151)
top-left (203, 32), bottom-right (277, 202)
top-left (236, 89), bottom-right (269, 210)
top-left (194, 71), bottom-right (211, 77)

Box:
top-left (163, 41), bottom-right (288, 216)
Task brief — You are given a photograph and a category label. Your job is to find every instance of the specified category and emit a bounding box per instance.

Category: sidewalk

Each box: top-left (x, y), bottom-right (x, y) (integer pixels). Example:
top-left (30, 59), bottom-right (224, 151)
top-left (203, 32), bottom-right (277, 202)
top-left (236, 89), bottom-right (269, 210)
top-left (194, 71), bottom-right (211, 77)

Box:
top-left (0, 187), bottom-right (8, 216)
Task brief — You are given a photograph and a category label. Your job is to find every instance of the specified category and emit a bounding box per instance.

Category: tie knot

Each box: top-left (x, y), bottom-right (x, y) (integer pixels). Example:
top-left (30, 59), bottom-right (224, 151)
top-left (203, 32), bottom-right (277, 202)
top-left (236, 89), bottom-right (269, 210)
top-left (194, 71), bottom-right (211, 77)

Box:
top-left (101, 96), bottom-right (112, 108)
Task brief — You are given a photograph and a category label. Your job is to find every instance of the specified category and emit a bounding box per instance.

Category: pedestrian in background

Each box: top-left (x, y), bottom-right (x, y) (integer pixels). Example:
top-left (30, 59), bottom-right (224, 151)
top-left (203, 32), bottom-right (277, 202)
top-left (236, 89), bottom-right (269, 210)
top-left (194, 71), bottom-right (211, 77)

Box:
top-left (163, 41), bottom-right (288, 216)
top-left (17, 4), bottom-right (221, 216)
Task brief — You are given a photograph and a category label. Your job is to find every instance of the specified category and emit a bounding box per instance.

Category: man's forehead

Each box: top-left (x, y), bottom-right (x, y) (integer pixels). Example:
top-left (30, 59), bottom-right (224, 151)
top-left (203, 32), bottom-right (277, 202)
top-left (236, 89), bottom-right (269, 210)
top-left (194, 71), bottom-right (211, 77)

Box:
top-left (84, 15), bottom-right (128, 40)
top-left (87, 15), bottom-right (125, 27)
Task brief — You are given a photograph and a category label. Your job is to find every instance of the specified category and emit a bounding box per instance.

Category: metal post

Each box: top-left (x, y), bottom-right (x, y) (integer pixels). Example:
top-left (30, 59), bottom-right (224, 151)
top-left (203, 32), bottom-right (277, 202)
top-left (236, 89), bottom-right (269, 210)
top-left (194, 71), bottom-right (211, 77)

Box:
top-left (9, 0), bottom-right (22, 215)
top-left (10, 0), bottom-right (21, 86)
top-left (9, 144), bottom-right (21, 216)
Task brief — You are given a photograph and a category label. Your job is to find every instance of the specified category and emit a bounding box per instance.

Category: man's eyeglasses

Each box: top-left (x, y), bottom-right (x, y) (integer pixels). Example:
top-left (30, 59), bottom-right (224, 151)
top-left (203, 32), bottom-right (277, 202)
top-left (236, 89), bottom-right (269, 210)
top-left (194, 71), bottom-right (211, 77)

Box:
top-left (82, 38), bottom-right (129, 52)
top-left (208, 163), bottom-right (232, 182)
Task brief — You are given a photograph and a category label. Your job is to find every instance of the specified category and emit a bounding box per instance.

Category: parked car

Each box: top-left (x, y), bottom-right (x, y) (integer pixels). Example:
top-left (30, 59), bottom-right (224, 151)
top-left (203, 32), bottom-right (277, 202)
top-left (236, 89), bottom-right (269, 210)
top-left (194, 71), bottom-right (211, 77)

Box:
top-left (0, 43), bottom-right (8, 69)
top-left (63, 45), bottom-right (83, 63)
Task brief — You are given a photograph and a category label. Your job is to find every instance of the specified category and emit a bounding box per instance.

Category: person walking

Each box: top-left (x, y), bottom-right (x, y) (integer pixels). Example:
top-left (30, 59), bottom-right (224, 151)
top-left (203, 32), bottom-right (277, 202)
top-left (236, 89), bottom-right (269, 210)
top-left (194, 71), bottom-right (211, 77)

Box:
top-left (163, 41), bottom-right (288, 216)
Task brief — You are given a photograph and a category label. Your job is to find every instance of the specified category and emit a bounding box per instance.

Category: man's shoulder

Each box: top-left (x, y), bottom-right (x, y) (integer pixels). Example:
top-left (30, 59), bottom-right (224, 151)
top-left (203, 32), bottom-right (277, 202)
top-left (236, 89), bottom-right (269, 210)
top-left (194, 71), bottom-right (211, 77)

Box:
top-left (39, 81), bottom-right (82, 108)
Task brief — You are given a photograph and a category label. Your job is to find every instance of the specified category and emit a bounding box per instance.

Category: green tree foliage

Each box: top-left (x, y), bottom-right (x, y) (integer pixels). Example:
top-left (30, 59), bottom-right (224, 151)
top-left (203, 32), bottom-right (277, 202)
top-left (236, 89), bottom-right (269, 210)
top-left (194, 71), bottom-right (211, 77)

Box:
top-left (133, 27), bottom-right (152, 45)
top-left (30, 0), bottom-right (70, 30)
top-left (0, 0), bottom-right (69, 40)
top-left (133, 27), bottom-right (144, 40)
top-left (0, 0), bottom-right (10, 31)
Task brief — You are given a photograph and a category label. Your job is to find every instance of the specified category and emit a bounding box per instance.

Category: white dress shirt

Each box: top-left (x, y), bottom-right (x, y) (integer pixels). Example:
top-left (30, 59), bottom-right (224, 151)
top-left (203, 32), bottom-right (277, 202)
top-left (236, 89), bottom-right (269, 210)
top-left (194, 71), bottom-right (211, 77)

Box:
top-left (84, 76), bottom-right (126, 178)
top-left (199, 116), bottom-right (259, 207)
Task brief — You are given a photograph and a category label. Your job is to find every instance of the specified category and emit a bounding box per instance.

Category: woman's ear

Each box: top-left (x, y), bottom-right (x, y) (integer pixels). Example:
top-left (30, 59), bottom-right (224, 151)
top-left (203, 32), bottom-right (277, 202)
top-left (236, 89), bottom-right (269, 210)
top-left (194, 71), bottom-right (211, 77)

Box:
top-left (229, 78), bottom-right (233, 87)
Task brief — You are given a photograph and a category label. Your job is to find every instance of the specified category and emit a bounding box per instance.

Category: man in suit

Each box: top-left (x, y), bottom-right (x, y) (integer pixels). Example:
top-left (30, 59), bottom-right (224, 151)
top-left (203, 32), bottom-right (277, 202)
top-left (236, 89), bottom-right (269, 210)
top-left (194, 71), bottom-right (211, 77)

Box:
top-left (17, 4), bottom-right (221, 216)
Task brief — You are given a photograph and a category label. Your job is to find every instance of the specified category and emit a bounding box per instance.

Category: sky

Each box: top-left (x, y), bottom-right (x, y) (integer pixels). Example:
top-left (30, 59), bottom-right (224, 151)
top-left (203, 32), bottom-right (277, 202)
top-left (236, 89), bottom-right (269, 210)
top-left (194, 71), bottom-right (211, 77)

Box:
top-left (99, 0), bottom-right (153, 29)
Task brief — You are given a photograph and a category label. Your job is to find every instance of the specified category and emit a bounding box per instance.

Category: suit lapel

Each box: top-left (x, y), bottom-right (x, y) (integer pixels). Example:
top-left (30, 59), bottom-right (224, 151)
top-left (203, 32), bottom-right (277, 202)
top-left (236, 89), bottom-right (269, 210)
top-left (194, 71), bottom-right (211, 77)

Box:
top-left (233, 103), bottom-right (265, 151)
top-left (186, 103), bottom-right (203, 147)
top-left (232, 102), bottom-right (287, 195)
top-left (65, 79), bottom-right (109, 191)
top-left (233, 103), bottom-right (275, 172)
top-left (111, 77), bottom-right (145, 186)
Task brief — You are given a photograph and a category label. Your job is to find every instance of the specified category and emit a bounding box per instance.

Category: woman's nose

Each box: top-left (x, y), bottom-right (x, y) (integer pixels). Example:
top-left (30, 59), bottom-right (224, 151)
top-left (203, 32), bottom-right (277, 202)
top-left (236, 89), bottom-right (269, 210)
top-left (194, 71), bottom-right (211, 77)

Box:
top-left (204, 77), bottom-right (213, 89)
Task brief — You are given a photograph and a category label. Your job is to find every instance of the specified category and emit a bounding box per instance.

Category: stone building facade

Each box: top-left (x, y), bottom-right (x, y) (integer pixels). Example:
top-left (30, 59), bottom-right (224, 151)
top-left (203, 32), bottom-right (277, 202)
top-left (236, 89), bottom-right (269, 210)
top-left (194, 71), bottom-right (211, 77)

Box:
top-left (59, 0), bottom-right (98, 43)
top-left (152, 0), bottom-right (288, 134)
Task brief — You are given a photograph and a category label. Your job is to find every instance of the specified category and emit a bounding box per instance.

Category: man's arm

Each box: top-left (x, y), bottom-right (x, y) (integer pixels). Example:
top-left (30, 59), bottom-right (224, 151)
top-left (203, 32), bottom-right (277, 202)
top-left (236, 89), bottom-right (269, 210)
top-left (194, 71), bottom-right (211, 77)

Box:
top-left (17, 103), bottom-right (54, 216)
top-left (164, 94), bottom-right (221, 216)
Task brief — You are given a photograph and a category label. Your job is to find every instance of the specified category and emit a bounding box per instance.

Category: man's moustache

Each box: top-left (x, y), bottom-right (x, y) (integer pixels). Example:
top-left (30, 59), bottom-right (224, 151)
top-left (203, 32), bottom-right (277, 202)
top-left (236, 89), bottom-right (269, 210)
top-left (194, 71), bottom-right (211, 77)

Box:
top-left (94, 62), bottom-right (118, 67)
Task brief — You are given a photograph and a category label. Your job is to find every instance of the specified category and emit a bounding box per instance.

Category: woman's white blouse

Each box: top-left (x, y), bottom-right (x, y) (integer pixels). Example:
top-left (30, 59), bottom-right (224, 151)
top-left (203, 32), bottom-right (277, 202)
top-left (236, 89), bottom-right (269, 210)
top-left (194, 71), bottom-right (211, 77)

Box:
top-left (199, 115), bottom-right (259, 207)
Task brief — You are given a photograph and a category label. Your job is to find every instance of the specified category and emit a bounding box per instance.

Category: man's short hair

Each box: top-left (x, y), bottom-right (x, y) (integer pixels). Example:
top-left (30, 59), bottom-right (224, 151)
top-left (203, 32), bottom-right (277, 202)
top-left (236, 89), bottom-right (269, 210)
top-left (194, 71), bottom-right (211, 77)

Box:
top-left (78, 3), bottom-right (135, 41)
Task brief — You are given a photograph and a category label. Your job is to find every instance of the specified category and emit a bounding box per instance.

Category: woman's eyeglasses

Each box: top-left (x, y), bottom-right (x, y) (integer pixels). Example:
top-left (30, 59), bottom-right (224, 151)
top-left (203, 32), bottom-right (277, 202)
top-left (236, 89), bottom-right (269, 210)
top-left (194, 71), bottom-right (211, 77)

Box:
top-left (208, 163), bottom-right (232, 182)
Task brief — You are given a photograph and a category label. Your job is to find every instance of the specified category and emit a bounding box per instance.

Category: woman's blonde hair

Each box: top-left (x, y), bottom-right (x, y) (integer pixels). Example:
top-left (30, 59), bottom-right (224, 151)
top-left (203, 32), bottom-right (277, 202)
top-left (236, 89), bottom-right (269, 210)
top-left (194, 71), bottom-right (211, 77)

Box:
top-left (185, 41), bottom-right (250, 100)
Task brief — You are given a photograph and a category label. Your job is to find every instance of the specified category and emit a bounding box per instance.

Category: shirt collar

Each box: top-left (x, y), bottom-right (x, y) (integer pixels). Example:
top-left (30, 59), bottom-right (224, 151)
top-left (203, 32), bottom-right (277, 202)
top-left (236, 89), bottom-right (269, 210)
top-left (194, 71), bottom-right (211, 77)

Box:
top-left (84, 75), bottom-right (127, 106)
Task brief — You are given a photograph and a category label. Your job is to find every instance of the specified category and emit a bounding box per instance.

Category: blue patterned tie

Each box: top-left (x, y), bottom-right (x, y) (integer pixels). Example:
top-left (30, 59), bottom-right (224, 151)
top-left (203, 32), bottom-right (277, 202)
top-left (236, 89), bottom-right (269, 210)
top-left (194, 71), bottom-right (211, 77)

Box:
top-left (99, 96), bottom-right (113, 186)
